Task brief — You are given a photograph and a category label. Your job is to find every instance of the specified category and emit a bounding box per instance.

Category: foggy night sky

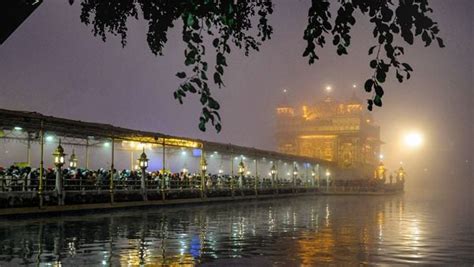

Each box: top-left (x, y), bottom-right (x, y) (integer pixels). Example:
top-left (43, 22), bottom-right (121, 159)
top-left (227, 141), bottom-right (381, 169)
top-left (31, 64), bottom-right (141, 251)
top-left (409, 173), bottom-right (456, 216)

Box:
top-left (0, 0), bottom-right (472, 192)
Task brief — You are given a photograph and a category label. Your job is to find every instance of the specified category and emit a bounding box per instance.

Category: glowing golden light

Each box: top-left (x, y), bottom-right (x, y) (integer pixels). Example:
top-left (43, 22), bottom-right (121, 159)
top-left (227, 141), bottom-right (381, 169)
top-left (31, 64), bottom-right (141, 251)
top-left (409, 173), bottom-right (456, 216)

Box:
top-left (325, 86), bottom-right (332, 92)
top-left (404, 132), bottom-right (423, 149)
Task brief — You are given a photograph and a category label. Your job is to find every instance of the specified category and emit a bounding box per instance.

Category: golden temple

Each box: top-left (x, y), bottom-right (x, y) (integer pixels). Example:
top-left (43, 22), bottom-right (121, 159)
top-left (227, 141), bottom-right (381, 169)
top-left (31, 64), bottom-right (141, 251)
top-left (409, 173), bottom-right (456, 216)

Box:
top-left (275, 92), bottom-right (383, 179)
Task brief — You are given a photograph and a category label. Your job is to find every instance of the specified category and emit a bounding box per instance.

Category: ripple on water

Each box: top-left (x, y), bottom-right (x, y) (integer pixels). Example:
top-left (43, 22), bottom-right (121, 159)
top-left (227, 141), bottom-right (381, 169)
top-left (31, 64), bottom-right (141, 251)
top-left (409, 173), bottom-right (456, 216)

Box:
top-left (0, 194), bottom-right (473, 265)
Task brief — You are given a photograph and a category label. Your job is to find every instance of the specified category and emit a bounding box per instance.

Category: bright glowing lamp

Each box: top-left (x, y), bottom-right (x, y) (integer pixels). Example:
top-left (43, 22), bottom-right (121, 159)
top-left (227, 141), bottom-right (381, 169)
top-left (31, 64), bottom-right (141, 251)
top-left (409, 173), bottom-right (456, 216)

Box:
top-left (53, 141), bottom-right (66, 168)
top-left (270, 164), bottom-right (277, 175)
top-left (138, 148), bottom-right (149, 169)
top-left (201, 158), bottom-right (207, 172)
top-left (404, 132), bottom-right (423, 149)
top-left (69, 149), bottom-right (78, 169)
top-left (238, 160), bottom-right (245, 175)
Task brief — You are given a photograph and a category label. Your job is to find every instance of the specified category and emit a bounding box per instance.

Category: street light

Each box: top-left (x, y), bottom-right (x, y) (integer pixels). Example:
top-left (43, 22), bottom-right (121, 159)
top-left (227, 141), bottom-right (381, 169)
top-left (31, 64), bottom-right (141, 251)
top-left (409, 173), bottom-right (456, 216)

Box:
top-left (53, 140), bottom-right (66, 205)
top-left (292, 164), bottom-right (298, 187)
top-left (201, 158), bottom-right (208, 172)
top-left (403, 131), bottom-right (423, 149)
top-left (138, 148), bottom-right (149, 169)
top-left (69, 149), bottom-right (78, 169)
top-left (238, 159), bottom-right (245, 175)
top-left (238, 159), bottom-right (245, 188)
top-left (397, 165), bottom-right (406, 183)
top-left (311, 166), bottom-right (316, 187)
top-left (53, 142), bottom-right (66, 168)
top-left (200, 157), bottom-right (208, 196)
top-left (270, 163), bottom-right (277, 188)
top-left (138, 148), bottom-right (148, 200)
top-left (376, 161), bottom-right (386, 182)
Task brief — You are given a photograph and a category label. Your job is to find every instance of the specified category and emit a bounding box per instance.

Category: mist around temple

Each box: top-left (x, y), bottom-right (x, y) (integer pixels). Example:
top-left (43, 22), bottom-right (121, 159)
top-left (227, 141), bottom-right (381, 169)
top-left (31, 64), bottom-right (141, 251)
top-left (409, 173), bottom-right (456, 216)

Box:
top-left (0, 0), bottom-right (472, 265)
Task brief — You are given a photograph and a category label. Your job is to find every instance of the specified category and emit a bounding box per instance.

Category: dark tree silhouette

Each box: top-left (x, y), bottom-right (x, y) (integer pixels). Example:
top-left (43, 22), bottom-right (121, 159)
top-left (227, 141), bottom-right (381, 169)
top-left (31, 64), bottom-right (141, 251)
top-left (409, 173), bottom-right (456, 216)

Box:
top-left (75, 0), bottom-right (444, 132)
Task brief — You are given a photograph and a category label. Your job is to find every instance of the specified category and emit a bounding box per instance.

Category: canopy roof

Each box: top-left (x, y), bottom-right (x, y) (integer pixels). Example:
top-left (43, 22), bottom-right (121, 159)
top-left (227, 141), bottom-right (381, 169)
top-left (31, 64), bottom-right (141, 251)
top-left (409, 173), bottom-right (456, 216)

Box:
top-left (0, 108), bottom-right (334, 166)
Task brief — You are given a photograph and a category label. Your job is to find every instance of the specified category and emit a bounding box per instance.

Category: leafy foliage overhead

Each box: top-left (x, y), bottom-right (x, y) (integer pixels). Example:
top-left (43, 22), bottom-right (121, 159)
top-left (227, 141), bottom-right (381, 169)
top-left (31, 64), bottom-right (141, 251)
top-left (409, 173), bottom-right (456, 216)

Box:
top-left (76, 0), bottom-right (444, 132)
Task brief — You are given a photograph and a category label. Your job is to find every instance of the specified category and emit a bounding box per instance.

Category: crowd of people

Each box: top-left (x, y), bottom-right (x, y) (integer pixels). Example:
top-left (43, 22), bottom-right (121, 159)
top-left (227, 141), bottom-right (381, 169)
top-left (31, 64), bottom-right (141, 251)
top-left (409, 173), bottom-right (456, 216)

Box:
top-left (0, 165), bottom-right (401, 193)
top-left (0, 165), bottom-right (300, 192)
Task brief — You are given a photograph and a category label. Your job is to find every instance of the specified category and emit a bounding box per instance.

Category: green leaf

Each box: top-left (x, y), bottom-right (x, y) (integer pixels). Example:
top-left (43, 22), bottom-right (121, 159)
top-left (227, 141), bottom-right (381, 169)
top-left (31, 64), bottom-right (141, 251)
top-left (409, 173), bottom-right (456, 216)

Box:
top-left (374, 95), bottom-right (382, 107)
top-left (185, 56), bottom-right (195, 66)
top-left (185, 83), bottom-right (197, 93)
top-left (216, 65), bottom-right (224, 75)
top-left (396, 71), bottom-right (403, 83)
top-left (368, 45), bottom-right (377, 55)
top-left (376, 71), bottom-right (386, 83)
top-left (199, 120), bottom-right (206, 132)
top-left (217, 52), bottom-right (227, 66)
top-left (374, 84), bottom-right (384, 97)
top-left (436, 37), bottom-right (445, 48)
top-left (367, 99), bottom-right (373, 111)
top-left (200, 94), bottom-right (208, 105)
top-left (208, 97), bottom-right (220, 110)
top-left (212, 38), bottom-right (219, 48)
top-left (190, 78), bottom-right (202, 88)
top-left (214, 72), bottom-right (222, 87)
top-left (402, 63), bottom-right (413, 71)
top-left (364, 79), bottom-right (373, 92)
top-left (176, 72), bottom-right (186, 79)
top-left (186, 13), bottom-right (195, 27)
top-left (370, 60), bottom-right (377, 69)
top-left (201, 71), bottom-right (208, 81)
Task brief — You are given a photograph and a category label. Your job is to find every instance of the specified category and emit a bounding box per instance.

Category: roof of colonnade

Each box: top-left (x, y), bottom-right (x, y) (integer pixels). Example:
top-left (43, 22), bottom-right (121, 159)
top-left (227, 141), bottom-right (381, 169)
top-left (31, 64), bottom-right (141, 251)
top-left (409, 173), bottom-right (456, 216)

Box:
top-left (0, 108), bottom-right (335, 167)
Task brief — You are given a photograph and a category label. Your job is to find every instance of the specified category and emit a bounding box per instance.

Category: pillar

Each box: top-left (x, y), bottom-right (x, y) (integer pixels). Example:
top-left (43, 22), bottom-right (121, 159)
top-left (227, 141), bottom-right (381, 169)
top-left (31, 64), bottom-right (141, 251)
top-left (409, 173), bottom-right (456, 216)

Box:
top-left (109, 138), bottom-right (115, 203)
top-left (55, 167), bottom-right (64, 205)
top-left (38, 121), bottom-right (44, 208)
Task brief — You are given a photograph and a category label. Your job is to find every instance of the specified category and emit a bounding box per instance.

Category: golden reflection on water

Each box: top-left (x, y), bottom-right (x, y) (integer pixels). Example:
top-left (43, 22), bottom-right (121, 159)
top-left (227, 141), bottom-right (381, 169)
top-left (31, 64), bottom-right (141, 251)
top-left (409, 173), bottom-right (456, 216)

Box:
top-left (0, 195), bottom-right (473, 265)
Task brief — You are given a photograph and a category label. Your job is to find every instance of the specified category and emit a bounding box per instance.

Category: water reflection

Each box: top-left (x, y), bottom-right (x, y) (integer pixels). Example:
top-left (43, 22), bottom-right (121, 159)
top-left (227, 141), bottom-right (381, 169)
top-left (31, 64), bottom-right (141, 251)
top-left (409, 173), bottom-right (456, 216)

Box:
top-left (0, 194), bottom-right (472, 265)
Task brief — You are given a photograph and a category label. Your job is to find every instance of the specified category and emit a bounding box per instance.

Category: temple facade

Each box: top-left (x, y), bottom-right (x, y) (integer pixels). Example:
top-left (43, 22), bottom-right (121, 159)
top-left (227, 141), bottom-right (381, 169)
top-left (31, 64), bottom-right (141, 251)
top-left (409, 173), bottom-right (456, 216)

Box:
top-left (275, 93), bottom-right (382, 179)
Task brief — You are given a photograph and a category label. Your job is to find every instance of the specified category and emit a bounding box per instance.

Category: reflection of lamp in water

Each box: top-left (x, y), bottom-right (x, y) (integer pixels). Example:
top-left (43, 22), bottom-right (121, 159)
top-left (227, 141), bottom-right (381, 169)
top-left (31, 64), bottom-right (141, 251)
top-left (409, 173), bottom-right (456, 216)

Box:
top-left (325, 169), bottom-right (330, 191)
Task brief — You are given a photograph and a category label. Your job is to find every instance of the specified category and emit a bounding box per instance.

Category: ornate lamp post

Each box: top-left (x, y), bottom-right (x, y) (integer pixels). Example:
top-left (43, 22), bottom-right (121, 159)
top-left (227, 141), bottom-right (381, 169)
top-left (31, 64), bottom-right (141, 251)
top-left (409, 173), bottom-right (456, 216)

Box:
top-left (376, 161), bottom-right (386, 183)
top-left (200, 157), bottom-right (207, 197)
top-left (270, 163), bottom-right (277, 189)
top-left (238, 159), bottom-right (245, 189)
top-left (53, 140), bottom-right (66, 205)
top-left (69, 149), bottom-right (78, 169)
top-left (397, 166), bottom-right (406, 184)
top-left (138, 148), bottom-right (148, 201)
top-left (292, 164), bottom-right (298, 188)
